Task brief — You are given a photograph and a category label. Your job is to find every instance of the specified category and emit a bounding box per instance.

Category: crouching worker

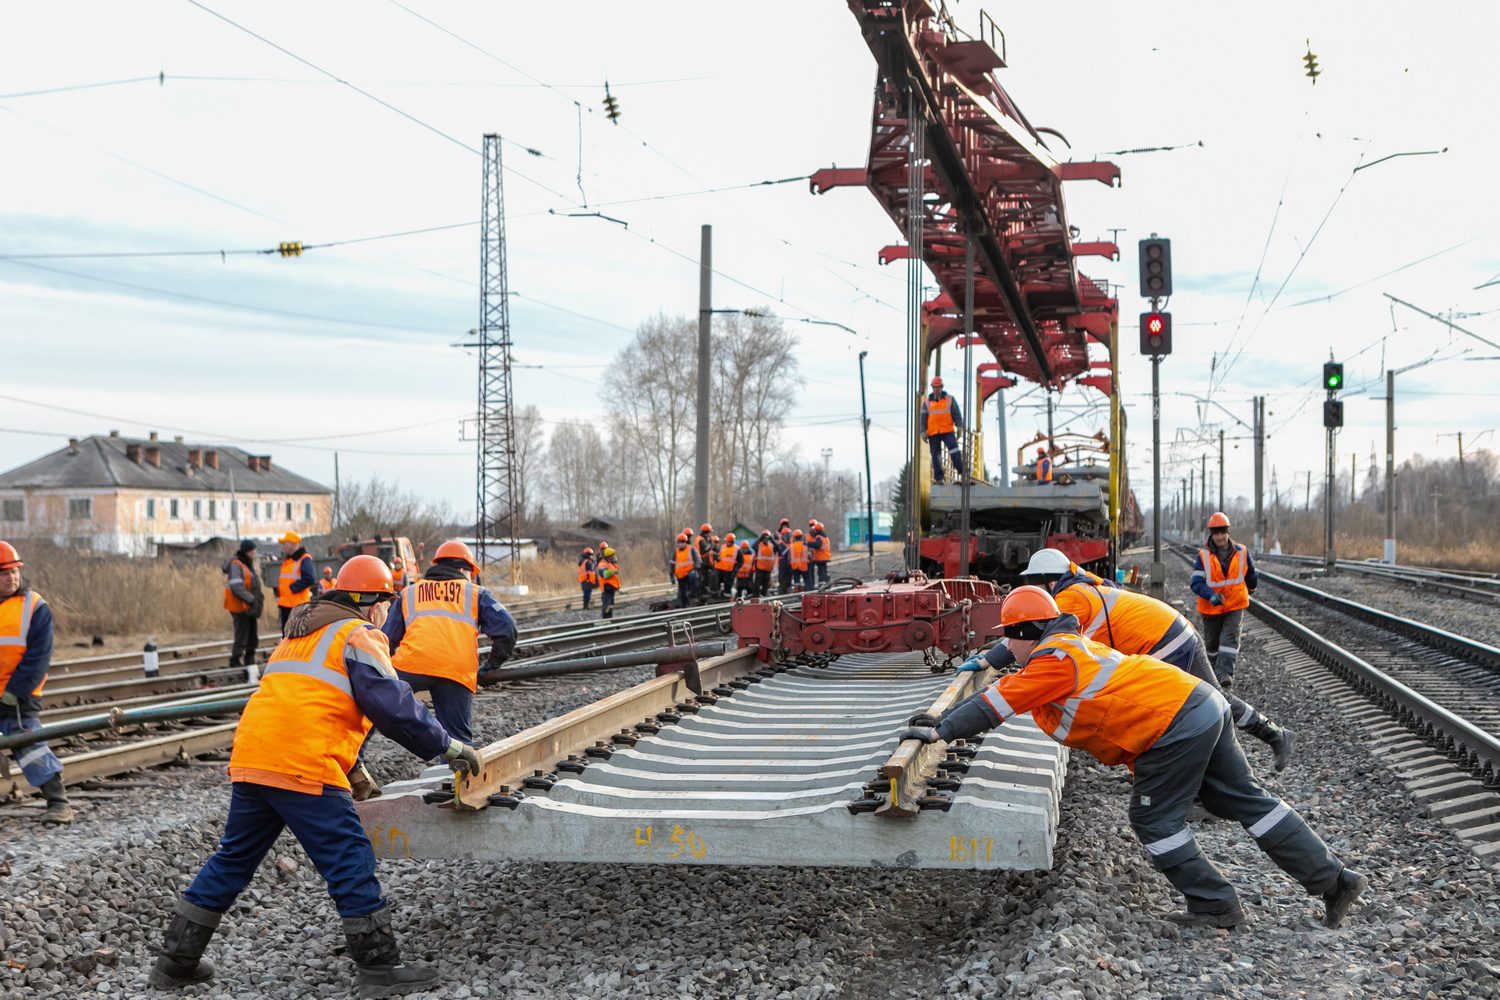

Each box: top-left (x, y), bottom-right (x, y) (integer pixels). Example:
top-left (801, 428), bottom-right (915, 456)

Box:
top-left (151, 555), bottom-right (483, 997)
top-left (903, 586), bottom-right (1366, 930)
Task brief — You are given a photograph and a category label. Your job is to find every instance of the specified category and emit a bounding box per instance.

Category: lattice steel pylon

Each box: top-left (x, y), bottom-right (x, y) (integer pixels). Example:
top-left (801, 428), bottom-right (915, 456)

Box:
top-left (476, 133), bottom-right (522, 588)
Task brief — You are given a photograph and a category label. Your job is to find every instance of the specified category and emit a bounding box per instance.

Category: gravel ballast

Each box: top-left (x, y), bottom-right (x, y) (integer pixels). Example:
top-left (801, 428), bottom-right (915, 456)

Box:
top-left (4, 601), bottom-right (1499, 997)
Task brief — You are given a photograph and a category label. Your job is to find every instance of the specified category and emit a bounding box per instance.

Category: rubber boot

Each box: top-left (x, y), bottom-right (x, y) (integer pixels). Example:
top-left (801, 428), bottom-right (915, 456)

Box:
top-left (348, 763), bottom-right (383, 802)
top-left (149, 897), bottom-right (220, 987)
top-left (1245, 717), bottom-right (1295, 772)
top-left (343, 907), bottom-right (438, 998)
top-left (38, 775), bottom-right (74, 825)
top-left (1323, 869), bottom-right (1369, 928)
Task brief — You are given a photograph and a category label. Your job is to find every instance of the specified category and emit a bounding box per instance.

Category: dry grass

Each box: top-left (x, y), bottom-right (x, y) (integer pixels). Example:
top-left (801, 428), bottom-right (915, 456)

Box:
top-left (1273, 506), bottom-right (1500, 573)
top-left (507, 542), bottom-right (670, 595)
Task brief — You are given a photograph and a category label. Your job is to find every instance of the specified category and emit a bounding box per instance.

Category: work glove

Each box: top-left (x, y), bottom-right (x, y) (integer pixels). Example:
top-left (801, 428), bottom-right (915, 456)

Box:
top-left (443, 739), bottom-right (483, 776)
top-left (1210, 593), bottom-right (1225, 606)
top-left (955, 656), bottom-right (984, 674)
top-left (896, 725), bottom-right (942, 745)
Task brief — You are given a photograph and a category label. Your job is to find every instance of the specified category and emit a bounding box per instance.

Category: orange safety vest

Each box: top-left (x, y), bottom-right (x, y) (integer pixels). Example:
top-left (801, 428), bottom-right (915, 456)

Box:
top-left (391, 566), bottom-right (406, 591)
top-left (230, 618), bottom-right (374, 792)
top-left (981, 631), bottom-right (1198, 769)
top-left (926, 394), bottom-right (955, 436)
top-left (277, 553), bottom-right (313, 609)
top-left (715, 544), bottom-right (737, 572)
top-left (224, 560), bottom-right (252, 614)
top-left (598, 558), bottom-right (621, 589)
top-left (0, 590), bottom-right (47, 697)
top-left (754, 540), bottom-right (777, 571)
top-left (810, 532), bottom-right (831, 562)
top-left (673, 546), bottom-right (695, 580)
top-left (736, 548), bottom-right (754, 578)
top-left (319, 577), bottom-right (335, 593)
top-left (578, 558), bottom-right (598, 586)
top-left (1054, 583), bottom-right (1182, 655)
top-left (1035, 455), bottom-right (1053, 483)
top-left (392, 577), bottom-right (484, 691)
top-left (789, 540), bottom-right (809, 571)
top-left (1196, 544), bottom-right (1250, 616)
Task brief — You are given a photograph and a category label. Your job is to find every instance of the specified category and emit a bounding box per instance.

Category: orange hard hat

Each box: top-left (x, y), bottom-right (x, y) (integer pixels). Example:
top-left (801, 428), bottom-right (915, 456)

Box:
top-left (739, 541), bottom-right (750, 549)
top-left (700, 523), bottom-right (712, 533)
top-left (0, 540), bottom-right (22, 570)
top-left (334, 554), bottom-right (395, 598)
top-left (321, 566), bottom-right (334, 577)
top-left (725, 533), bottom-right (735, 542)
top-left (779, 518), bottom-right (790, 526)
top-left (1207, 511), bottom-right (1231, 529)
top-left (583, 546), bottom-right (594, 555)
top-left (434, 539), bottom-right (479, 570)
top-left (793, 529), bottom-right (803, 538)
top-left (1000, 585), bottom-right (1060, 627)
top-left (1037, 447), bottom-right (1047, 455)
top-left (931, 375), bottom-right (944, 388)
top-left (677, 533), bottom-right (689, 543)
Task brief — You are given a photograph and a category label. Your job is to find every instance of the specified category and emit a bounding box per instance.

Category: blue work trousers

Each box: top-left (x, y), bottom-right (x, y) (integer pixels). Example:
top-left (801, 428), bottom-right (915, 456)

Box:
top-left (1, 707), bottom-right (64, 788)
top-left (677, 571), bottom-right (698, 608)
top-left (185, 781), bottom-right (384, 918)
top-left (928, 432), bottom-right (963, 483)
top-left (580, 583), bottom-right (594, 609)
top-left (396, 669), bottom-right (474, 747)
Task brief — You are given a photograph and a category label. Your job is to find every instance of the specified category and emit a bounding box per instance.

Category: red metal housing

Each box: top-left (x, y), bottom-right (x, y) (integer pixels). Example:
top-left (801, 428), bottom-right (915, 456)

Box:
top-left (731, 578), bottom-right (1003, 662)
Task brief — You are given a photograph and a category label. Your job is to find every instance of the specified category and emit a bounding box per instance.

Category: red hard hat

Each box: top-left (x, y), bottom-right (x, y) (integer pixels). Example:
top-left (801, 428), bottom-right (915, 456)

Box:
top-left (1000, 585), bottom-right (1060, 627)
top-left (334, 555), bottom-right (395, 596)
top-left (433, 539), bottom-right (479, 571)
top-left (931, 375), bottom-right (944, 388)
top-left (1207, 511), bottom-right (1231, 530)
top-left (0, 540), bottom-right (22, 570)
top-left (700, 523), bottom-right (712, 533)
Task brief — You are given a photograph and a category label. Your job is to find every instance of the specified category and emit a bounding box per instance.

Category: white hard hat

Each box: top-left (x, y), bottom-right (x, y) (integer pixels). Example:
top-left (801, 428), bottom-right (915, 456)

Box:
top-left (1020, 548), bottom-right (1071, 577)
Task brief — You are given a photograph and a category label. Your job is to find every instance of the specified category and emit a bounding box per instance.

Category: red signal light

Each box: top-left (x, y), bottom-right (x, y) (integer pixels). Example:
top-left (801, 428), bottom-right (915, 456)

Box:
top-left (1147, 313), bottom-right (1164, 335)
top-left (1139, 311), bottom-right (1172, 356)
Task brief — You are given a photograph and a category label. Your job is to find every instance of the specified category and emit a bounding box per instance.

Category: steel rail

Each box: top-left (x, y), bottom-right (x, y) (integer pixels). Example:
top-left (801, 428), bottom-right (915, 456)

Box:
top-left (877, 664), bottom-right (997, 817)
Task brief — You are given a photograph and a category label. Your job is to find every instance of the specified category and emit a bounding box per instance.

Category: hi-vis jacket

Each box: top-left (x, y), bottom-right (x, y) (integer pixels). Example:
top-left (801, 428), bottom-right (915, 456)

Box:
top-left (1051, 567), bottom-right (1195, 665)
top-left (0, 588), bottom-right (53, 699)
top-left (938, 615), bottom-right (1199, 769)
top-left (673, 545), bottom-right (696, 580)
top-left (577, 556), bottom-right (598, 587)
top-left (383, 566), bottom-right (519, 690)
top-left (597, 557), bottom-right (622, 589)
top-left (1190, 542), bottom-right (1255, 616)
top-left (230, 601), bottom-right (449, 794)
top-left (276, 548), bottom-right (317, 609)
top-left (715, 544), bottom-right (737, 573)
top-left (921, 392), bottom-right (962, 436)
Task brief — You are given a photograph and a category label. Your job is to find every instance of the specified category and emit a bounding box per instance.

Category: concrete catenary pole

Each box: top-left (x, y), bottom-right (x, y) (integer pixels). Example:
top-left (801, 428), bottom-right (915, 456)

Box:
top-left (1384, 370), bottom-right (1396, 564)
top-left (1253, 396), bottom-right (1264, 552)
top-left (1218, 429), bottom-right (1225, 512)
top-left (858, 350), bottom-right (875, 571)
top-left (694, 224), bottom-right (712, 531)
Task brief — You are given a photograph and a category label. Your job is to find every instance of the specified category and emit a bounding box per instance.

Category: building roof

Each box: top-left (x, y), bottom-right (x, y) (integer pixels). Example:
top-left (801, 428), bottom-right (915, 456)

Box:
top-left (0, 434), bottom-right (331, 494)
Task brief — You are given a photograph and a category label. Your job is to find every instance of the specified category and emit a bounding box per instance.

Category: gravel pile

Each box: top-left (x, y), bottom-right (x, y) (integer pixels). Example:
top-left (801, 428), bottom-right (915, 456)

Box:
top-left (7, 592), bottom-right (1498, 998)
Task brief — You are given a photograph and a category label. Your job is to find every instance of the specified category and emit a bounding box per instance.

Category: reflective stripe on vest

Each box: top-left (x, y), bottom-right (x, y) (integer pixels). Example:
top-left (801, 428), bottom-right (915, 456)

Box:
top-left (277, 554), bottom-right (312, 608)
top-left (715, 545), bottom-right (737, 572)
top-left (926, 394), bottom-right (955, 436)
top-left (260, 621), bottom-right (357, 696)
top-left (0, 591), bottom-right (45, 694)
top-left (224, 561), bottom-right (252, 614)
top-left (400, 579), bottom-right (479, 628)
top-left (1196, 544), bottom-right (1250, 614)
top-left (674, 547), bottom-right (695, 579)
top-left (1045, 638), bottom-right (1127, 742)
top-left (392, 578), bottom-right (483, 689)
top-left (811, 533), bottom-right (830, 561)
top-left (755, 542), bottom-right (776, 571)
top-left (789, 541), bottom-right (809, 571)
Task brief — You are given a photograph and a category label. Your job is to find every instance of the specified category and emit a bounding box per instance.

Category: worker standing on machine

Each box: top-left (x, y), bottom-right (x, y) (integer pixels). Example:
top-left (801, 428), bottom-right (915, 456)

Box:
top-left (597, 547), bottom-right (621, 619)
top-left (151, 555), bottom-right (482, 995)
top-left (577, 547), bottom-right (598, 610)
top-left (1034, 446), bottom-right (1054, 484)
top-left (920, 375), bottom-right (964, 484)
top-left (672, 533), bottom-right (698, 609)
top-left (753, 530), bottom-right (779, 597)
top-left (1190, 512), bottom-right (1257, 688)
top-left (903, 586), bottom-right (1366, 930)
top-left (995, 548), bottom-right (1292, 771)
top-left (0, 541), bottom-right (73, 824)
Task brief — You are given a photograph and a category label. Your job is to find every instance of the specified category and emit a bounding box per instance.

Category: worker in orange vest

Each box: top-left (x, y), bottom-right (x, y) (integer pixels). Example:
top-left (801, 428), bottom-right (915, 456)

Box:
top-left (902, 587), bottom-right (1366, 930)
top-left (577, 547), bottom-right (598, 609)
top-left (389, 558), bottom-right (406, 592)
top-left (733, 541), bottom-right (755, 598)
top-left (1190, 512), bottom-right (1257, 688)
top-left (775, 518), bottom-right (794, 594)
top-left (1035, 446), bottom-right (1054, 484)
top-left (787, 529), bottom-right (810, 592)
top-left (275, 532), bottom-right (317, 634)
top-left (752, 530), bottom-right (779, 597)
top-left (0, 540), bottom-right (73, 824)
top-left (152, 555), bottom-right (481, 995)
top-left (318, 567), bottom-right (336, 594)
top-left (597, 546), bottom-right (621, 619)
top-left (671, 533), bottom-right (699, 608)
top-left (713, 533), bottom-right (738, 599)
top-left (808, 519), bottom-right (832, 587)
top-left (695, 524), bottom-right (715, 601)
top-left (920, 375), bottom-right (964, 484)
top-left (222, 539), bottom-right (264, 670)
top-left (381, 540), bottom-right (518, 751)
top-left (1008, 548), bottom-right (1292, 771)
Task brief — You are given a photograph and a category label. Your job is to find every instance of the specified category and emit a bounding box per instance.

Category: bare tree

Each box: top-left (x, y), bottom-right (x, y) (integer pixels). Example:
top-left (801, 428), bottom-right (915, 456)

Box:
top-left (710, 311), bottom-right (799, 520)
top-left (614, 314), bottom-right (697, 530)
top-left (513, 404), bottom-right (547, 531)
top-left (546, 419), bottom-right (609, 524)
top-left (333, 476), bottom-right (454, 556)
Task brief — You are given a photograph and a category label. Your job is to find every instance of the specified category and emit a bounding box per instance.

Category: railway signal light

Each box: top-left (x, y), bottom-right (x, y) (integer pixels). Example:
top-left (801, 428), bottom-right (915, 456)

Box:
top-left (277, 241), bottom-right (304, 258)
top-left (1303, 43), bottom-right (1321, 84)
top-left (1139, 311), bottom-right (1172, 356)
top-left (602, 81), bottom-right (620, 124)
top-left (1323, 361), bottom-right (1344, 391)
top-left (1324, 400), bottom-right (1344, 428)
top-left (1138, 237), bottom-right (1172, 298)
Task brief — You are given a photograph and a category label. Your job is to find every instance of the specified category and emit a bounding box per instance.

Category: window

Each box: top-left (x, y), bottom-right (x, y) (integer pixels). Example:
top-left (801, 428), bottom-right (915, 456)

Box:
top-left (68, 497), bottom-right (92, 520)
top-left (193, 499), bottom-right (202, 518)
top-left (208, 499), bottom-right (217, 520)
top-left (285, 502), bottom-right (293, 520)
top-left (253, 502), bottom-right (260, 519)
top-left (169, 499), bottom-right (180, 519)
top-left (303, 502), bottom-right (312, 520)
top-left (146, 498), bottom-right (156, 519)
top-left (1, 499), bottom-right (21, 521)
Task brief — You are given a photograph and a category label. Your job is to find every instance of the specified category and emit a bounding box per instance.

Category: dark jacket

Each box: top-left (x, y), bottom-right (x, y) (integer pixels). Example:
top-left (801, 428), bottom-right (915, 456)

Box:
top-left (2, 585), bottom-right (53, 701)
top-left (222, 552), bottom-right (264, 616)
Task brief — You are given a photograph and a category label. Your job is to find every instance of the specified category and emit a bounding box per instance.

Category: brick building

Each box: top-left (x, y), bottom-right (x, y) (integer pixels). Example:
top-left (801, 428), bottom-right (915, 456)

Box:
top-left (0, 431), bottom-right (332, 555)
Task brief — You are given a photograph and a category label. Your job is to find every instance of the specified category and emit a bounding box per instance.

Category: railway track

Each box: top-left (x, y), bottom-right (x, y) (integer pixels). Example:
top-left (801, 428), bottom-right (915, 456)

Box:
top-left (1256, 551), bottom-right (1500, 604)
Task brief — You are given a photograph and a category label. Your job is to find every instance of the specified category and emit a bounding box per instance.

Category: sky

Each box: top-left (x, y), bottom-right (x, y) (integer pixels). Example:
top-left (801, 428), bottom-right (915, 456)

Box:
top-left (3, 1), bottom-right (1499, 524)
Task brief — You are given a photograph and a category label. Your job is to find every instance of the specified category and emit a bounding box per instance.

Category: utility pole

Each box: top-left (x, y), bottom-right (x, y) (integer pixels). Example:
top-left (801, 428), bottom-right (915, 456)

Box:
top-left (1217, 429), bottom-right (1225, 511)
top-left (1200, 453), bottom-right (1208, 523)
top-left (1045, 392), bottom-right (1055, 448)
top-left (1384, 370), bottom-right (1396, 563)
top-left (959, 233), bottom-right (975, 577)
top-left (1253, 395), bottom-right (1265, 552)
top-left (1188, 467), bottom-right (1196, 534)
top-left (996, 387), bottom-right (1010, 484)
top-left (858, 350), bottom-right (875, 571)
top-left (333, 452), bottom-right (341, 533)
top-left (1148, 355), bottom-right (1163, 596)
top-left (694, 224), bottom-right (712, 531)
top-left (1350, 452), bottom-right (1356, 504)
top-left (1305, 470), bottom-right (1312, 512)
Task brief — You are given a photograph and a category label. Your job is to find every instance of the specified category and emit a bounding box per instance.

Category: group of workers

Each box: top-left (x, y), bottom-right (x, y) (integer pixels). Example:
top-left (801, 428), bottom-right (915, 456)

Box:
top-left (652, 519), bottom-right (833, 609)
top-left (572, 541), bottom-right (623, 618)
top-left (922, 375), bottom-right (1059, 486)
top-left (902, 511), bottom-right (1364, 930)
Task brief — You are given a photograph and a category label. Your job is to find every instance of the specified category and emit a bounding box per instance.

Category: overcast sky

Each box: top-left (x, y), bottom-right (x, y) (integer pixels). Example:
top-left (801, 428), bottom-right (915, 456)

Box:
top-left (4, 1), bottom-right (1498, 524)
